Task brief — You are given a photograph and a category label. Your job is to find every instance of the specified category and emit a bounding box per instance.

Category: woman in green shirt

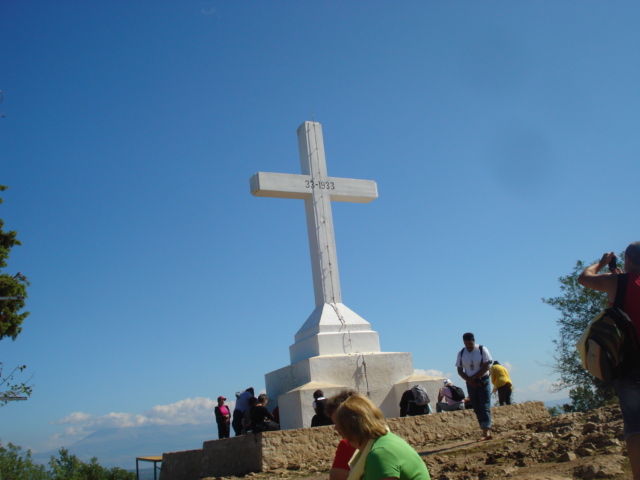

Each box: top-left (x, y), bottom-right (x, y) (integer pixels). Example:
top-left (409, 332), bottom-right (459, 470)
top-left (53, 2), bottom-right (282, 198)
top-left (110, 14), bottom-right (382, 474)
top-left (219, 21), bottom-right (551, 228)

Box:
top-left (333, 394), bottom-right (430, 480)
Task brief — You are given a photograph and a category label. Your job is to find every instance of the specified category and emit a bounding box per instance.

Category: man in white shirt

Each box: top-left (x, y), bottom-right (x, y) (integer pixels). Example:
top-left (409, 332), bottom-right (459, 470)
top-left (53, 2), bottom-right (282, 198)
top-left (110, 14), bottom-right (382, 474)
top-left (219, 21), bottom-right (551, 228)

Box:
top-left (456, 332), bottom-right (493, 440)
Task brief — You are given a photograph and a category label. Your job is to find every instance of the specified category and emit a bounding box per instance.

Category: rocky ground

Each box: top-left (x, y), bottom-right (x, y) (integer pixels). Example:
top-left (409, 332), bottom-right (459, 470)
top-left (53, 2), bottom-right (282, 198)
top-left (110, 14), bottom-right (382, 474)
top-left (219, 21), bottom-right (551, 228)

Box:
top-left (208, 404), bottom-right (631, 480)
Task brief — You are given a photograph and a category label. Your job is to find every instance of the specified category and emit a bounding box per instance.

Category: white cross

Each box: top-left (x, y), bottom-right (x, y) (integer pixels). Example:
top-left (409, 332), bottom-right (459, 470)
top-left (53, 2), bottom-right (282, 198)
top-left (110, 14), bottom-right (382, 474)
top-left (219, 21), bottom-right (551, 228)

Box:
top-left (250, 121), bottom-right (378, 308)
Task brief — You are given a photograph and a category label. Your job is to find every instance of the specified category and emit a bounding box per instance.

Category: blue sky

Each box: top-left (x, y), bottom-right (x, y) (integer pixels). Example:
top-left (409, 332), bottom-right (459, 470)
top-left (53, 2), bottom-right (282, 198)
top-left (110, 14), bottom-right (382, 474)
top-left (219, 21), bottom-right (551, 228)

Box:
top-left (2, 0), bottom-right (639, 464)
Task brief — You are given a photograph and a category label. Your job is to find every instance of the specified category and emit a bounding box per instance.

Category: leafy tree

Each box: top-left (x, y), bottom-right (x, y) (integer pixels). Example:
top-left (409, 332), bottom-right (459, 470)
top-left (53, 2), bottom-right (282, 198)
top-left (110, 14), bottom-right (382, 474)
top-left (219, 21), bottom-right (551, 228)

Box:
top-left (542, 259), bottom-right (618, 413)
top-left (0, 442), bottom-right (49, 480)
top-left (0, 443), bottom-right (135, 480)
top-left (49, 448), bottom-right (135, 480)
top-left (0, 185), bottom-right (32, 404)
top-left (0, 185), bottom-right (29, 340)
top-left (547, 405), bottom-right (561, 417)
top-left (48, 448), bottom-right (82, 480)
top-left (0, 363), bottom-right (33, 405)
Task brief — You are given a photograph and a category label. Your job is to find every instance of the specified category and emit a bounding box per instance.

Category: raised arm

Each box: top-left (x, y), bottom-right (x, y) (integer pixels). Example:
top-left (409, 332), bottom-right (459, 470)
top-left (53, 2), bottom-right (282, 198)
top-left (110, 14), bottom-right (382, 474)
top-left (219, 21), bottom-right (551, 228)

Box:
top-left (577, 252), bottom-right (620, 303)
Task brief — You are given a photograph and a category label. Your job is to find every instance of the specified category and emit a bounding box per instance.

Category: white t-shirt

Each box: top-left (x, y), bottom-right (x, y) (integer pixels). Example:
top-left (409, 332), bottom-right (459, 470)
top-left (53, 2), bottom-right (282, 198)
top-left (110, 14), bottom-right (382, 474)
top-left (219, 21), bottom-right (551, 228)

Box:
top-left (455, 345), bottom-right (492, 378)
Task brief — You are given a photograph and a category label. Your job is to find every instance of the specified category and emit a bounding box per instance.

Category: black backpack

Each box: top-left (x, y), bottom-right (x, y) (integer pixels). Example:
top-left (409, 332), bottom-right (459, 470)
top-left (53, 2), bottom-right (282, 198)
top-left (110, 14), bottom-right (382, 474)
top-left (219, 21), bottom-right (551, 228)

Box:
top-left (447, 384), bottom-right (465, 402)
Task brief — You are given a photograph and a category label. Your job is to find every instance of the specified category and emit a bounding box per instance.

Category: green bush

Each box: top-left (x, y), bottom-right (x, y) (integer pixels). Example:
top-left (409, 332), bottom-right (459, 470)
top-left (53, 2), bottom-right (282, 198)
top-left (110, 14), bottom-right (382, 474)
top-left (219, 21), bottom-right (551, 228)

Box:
top-left (0, 443), bottom-right (48, 480)
top-left (0, 443), bottom-right (135, 480)
top-left (48, 448), bottom-right (135, 480)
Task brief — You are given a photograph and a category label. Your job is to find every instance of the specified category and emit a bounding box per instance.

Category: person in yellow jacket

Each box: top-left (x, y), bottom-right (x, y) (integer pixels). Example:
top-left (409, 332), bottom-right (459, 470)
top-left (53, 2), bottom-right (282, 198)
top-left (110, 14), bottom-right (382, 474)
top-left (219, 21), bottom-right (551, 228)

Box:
top-left (490, 361), bottom-right (513, 405)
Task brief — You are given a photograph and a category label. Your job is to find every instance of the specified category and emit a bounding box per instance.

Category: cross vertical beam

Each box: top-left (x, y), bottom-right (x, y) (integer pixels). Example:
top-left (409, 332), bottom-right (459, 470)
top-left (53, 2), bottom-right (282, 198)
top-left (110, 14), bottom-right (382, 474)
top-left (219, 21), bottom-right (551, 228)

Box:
top-left (298, 122), bottom-right (341, 306)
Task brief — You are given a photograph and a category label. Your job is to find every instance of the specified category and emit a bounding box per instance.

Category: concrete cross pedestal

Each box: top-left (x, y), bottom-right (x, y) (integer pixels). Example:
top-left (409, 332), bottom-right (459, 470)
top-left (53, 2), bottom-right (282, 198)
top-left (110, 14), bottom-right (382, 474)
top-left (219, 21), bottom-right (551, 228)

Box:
top-left (250, 122), bottom-right (442, 429)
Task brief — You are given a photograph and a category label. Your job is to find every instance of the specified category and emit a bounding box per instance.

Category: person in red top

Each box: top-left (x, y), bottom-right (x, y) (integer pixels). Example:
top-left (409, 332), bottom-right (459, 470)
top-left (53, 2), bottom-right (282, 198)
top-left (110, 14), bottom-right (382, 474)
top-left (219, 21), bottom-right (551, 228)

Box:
top-left (325, 389), bottom-right (358, 480)
top-left (578, 242), bottom-right (640, 480)
top-left (214, 396), bottom-right (231, 439)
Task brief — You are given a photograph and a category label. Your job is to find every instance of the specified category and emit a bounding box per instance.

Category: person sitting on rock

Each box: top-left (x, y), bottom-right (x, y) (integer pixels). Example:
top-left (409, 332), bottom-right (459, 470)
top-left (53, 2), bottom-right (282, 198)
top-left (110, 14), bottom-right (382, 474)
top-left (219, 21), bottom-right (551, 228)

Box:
top-left (249, 394), bottom-right (279, 433)
top-left (399, 386), bottom-right (430, 417)
top-left (312, 389), bottom-right (326, 413)
top-left (326, 389), bottom-right (358, 480)
top-left (311, 396), bottom-right (333, 427)
top-left (334, 394), bottom-right (431, 480)
top-left (436, 379), bottom-right (465, 412)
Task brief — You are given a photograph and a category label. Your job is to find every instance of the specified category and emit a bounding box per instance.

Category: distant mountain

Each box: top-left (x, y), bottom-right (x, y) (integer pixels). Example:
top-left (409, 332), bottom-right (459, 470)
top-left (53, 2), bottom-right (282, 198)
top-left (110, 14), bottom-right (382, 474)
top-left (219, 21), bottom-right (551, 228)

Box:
top-left (32, 423), bottom-right (218, 471)
top-left (544, 398), bottom-right (570, 408)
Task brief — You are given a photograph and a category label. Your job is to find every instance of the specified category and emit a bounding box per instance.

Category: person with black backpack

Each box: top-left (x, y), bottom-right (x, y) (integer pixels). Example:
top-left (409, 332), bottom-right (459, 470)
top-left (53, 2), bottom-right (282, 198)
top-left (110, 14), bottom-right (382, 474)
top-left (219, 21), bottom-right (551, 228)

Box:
top-left (399, 384), bottom-right (431, 417)
top-left (456, 332), bottom-right (493, 441)
top-left (578, 242), bottom-right (640, 480)
top-left (436, 379), bottom-right (465, 412)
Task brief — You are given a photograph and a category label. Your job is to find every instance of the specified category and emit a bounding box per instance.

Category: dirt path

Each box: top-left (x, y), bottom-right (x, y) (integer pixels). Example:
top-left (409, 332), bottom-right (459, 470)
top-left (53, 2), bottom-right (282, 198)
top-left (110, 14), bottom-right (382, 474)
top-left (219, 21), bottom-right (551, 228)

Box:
top-left (214, 405), bottom-right (632, 480)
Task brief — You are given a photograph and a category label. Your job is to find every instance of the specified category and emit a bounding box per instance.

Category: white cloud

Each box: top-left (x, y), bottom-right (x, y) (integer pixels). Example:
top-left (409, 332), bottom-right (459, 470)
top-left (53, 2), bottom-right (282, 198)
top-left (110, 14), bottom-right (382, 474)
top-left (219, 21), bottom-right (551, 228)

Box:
top-left (55, 411), bottom-right (147, 430)
top-left (513, 378), bottom-right (569, 403)
top-left (51, 397), bottom-right (221, 444)
top-left (503, 361), bottom-right (516, 373)
top-left (61, 426), bottom-right (86, 437)
top-left (414, 368), bottom-right (445, 377)
top-left (56, 412), bottom-right (93, 424)
top-left (144, 397), bottom-right (217, 425)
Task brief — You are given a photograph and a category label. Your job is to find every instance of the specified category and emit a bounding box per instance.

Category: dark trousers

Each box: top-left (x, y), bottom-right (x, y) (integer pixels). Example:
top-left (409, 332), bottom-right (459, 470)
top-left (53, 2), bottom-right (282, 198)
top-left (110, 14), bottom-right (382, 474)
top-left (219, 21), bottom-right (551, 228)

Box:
top-left (232, 409), bottom-right (244, 436)
top-left (217, 421), bottom-right (230, 439)
top-left (497, 384), bottom-right (512, 406)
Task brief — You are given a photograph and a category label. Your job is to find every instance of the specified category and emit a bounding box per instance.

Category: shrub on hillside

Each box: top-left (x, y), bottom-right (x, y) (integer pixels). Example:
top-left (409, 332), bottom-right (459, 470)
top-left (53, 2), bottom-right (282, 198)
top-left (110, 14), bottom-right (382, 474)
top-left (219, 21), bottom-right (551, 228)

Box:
top-left (0, 443), bottom-right (134, 480)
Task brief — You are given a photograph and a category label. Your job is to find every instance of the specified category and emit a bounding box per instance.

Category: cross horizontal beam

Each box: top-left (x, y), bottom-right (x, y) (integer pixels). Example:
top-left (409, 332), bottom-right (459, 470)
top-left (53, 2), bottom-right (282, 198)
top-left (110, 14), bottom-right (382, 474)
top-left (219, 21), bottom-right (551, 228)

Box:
top-left (250, 172), bottom-right (377, 203)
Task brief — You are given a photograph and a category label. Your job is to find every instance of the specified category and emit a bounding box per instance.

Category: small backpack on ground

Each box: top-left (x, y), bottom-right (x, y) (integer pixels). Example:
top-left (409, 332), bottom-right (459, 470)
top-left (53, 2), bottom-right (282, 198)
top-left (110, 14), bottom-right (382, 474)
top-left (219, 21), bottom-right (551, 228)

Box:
top-left (410, 384), bottom-right (430, 405)
top-left (576, 273), bottom-right (640, 383)
top-left (447, 384), bottom-right (466, 402)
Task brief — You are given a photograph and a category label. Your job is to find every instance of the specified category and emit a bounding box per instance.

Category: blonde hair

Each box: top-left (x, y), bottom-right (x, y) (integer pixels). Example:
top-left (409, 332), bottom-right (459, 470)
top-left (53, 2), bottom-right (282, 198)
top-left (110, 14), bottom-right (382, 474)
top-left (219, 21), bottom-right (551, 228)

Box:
top-left (334, 394), bottom-right (388, 446)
